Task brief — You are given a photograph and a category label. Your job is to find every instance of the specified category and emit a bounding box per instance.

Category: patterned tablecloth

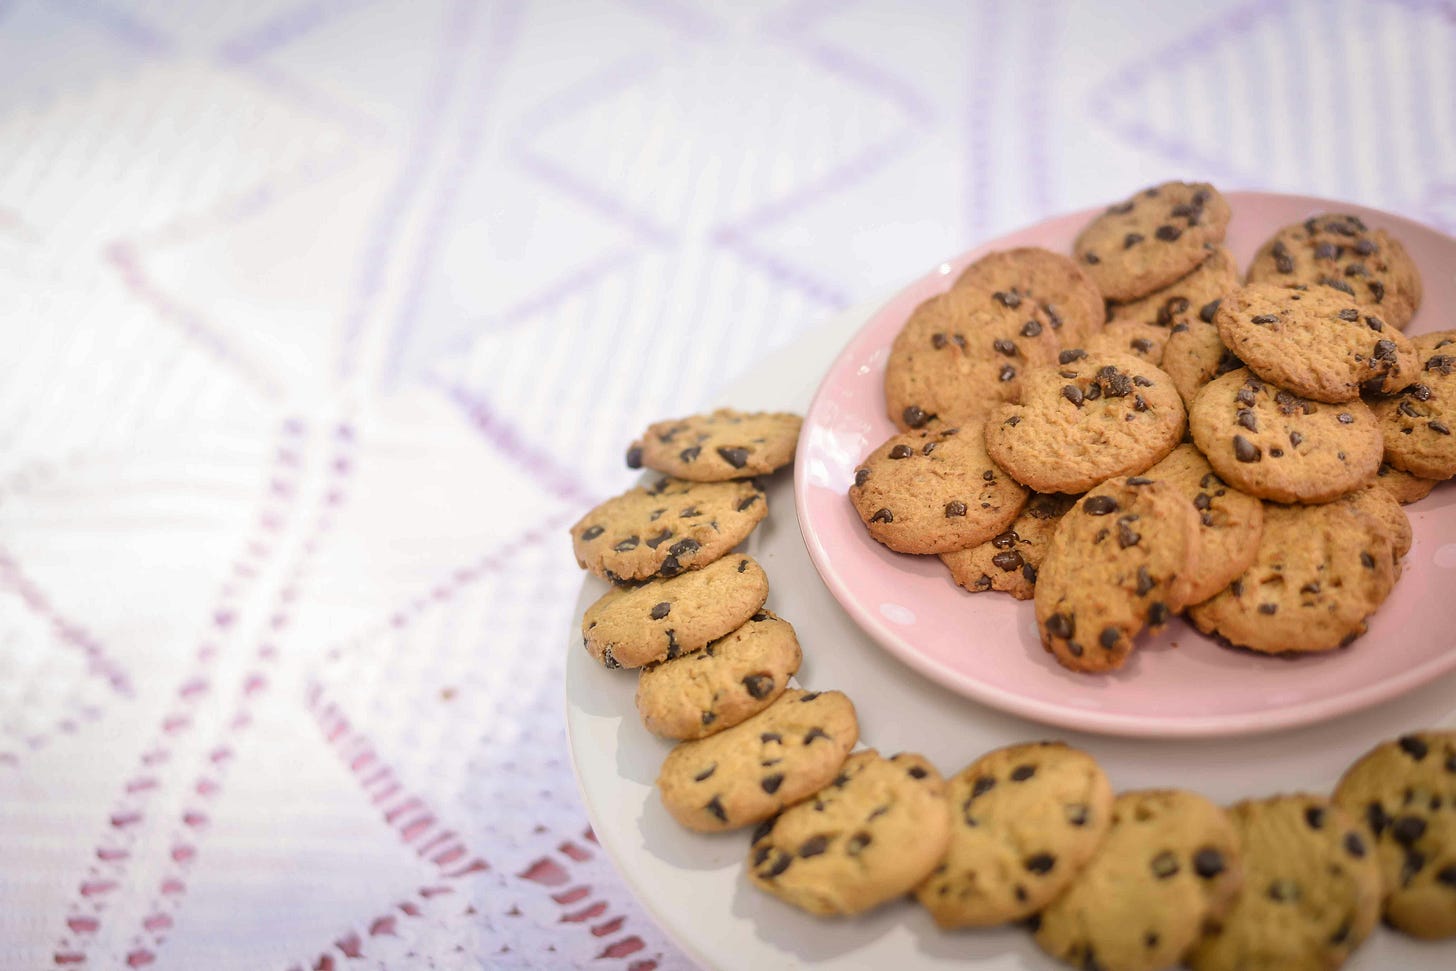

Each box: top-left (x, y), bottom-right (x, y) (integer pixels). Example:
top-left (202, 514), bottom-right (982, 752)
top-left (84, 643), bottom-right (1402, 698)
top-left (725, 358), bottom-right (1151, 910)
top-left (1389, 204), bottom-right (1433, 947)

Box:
top-left (1, 1), bottom-right (1453, 968)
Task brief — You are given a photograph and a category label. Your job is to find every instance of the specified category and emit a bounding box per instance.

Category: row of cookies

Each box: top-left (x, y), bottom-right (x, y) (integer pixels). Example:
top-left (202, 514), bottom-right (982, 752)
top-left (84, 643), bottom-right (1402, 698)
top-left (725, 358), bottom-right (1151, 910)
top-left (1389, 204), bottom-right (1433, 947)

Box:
top-left (857, 181), bottom-right (1448, 671)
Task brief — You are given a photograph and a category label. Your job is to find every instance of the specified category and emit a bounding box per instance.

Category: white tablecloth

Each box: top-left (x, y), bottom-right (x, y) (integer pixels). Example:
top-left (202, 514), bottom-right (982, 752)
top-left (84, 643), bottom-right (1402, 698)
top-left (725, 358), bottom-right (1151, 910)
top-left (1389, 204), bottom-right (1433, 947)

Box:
top-left (1, 1), bottom-right (1453, 968)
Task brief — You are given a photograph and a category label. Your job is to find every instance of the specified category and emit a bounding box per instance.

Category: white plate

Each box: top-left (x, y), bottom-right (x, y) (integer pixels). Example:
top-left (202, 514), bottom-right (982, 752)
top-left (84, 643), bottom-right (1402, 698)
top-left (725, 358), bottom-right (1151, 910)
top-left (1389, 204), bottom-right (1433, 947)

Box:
top-left (564, 304), bottom-right (1456, 970)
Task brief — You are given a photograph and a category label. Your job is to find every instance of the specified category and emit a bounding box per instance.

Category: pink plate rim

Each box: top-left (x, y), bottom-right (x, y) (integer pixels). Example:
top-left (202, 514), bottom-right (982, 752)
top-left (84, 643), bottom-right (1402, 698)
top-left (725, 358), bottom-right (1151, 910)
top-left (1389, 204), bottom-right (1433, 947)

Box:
top-left (793, 190), bottom-right (1456, 738)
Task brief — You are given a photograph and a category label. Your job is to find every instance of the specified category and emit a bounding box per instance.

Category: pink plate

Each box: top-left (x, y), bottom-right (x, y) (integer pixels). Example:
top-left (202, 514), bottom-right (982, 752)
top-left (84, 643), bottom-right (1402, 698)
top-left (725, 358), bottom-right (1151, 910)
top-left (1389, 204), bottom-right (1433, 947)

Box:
top-left (795, 192), bottom-right (1456, 738)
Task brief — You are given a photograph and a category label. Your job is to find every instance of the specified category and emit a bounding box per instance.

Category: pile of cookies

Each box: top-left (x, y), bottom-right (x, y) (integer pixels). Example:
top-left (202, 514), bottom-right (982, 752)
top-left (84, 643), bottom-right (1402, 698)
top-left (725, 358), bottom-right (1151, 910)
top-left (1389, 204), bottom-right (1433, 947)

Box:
top-left (569, 404), bottom-right (1455, 969)
top-left (853, 180), bottom-right (1452, 671)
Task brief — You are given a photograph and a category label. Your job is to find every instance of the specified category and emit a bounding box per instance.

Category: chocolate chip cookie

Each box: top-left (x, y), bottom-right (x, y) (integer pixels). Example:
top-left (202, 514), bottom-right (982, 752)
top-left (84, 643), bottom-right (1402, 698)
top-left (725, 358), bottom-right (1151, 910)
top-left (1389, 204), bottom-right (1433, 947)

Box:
top-left (635, 610), bottom-right (802, 740)
top-left (1034, 789), bottom-right (1243, 971)
top-left (749, 750), bottom-right (950, 916)
top-left (1189, 369), bottom-right (1383, 504)
top-left (581, 554), bottom-right (769, 669)
top-left (884, 286), bottom-right (1063, 431)
top-left (1333, 731), bottom-right (1456, 939)
top-left (1215, 283), bottom-right (1418, 402)
top-left (1079, 318), bottom-right (1170, 366)
top-left (1246, 213), bottom-right (1423, 329)
top-left (656, 689), bottom-right (858, 833)
top-left (1161, 302), bottom-right (1244, 409)
top-left (940, 492), bottom-right (1076, 600)
top-left (849, 423), bottom-right (1029, 554)
top-left (1370, 330), bottom-right (1456, 481)
top-left (1186, 795), bottom-right (1382, 971)
top-left (1073, 182), bottom-right (1232, 301)
top-left (1187, 501), bottom-right (1397, 655)
top-left (571, 476), bottom-right (767, 582)
top-left (627, 408), bottom-right (802, 481)
top-left (915, 742), bottom-right (1113, 928)
top-left (986, 352), bottom-right (1186, 496)
top-left (1034, 477), bottom-right (1200, 673)
top-left (1375, 461), bottom-right (1438, 505)
top-left (1107, 246), bottom-right (1239, 328)
top-left (1142, 444), bottom-right (1264, 605)
top-left (953, 246), bottom-right (1106, 346)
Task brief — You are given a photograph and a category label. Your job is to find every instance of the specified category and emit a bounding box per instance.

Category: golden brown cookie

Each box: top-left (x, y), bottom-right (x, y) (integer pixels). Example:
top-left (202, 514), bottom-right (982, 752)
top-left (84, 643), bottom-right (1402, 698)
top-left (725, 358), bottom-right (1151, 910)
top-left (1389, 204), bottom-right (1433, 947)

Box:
top-left (1034, 477), bottom-right (1200, 673)
top-left (1187, 501), bottom-right (1396, 655)
top-left (1215, 283), bottom-right (1418, 402)
top-left (1370, 330), bottom-right (1456, 480)
top-left (884, 286), bottom-right (1062, 431)
top-left (656, 689), bottom-right (858, 833)
top-left (849, 423), bottom-right (1029, 554)
top-left (1142, 444), bottom-right (1264, 606)
top-left (581, 554), bottom-right (769, 669)
top-left (1034, 789), bottom-right (1243, 971)
top-left (1107, 245), bottom-right (1239, 328)
top-left (940, 492), bottom-right (1077, 599)
top-left (1073, 182), bottom-right (1232, 301)
top-left (1333, 731), bottom-right (1456, 939)
top-left (1246, 213), bottom-right (1423, 329)
top-left (1186, 795), bottom-right (1382, 971)
top-left (627, 408), bottom-right (801, 480)
top-left (635, 610), bottom-right (801, 740)
top-left (985, 352), bottom-right (1186, 494)
top-left (1161, 304), bottom-right (1245, 410)
top-left (953, 246), bottom-right (1106, 346)
top-left (915, 742), bottom-right (1113, 928)
top-left (748, 750), bottom-right (950, 916)
top-left (1189, 370), bottom-right (1382, 503)
top-left (1374, 461), bottom-right (1439, 505)
top-left (1079, 318), bottom-right (1170, 366)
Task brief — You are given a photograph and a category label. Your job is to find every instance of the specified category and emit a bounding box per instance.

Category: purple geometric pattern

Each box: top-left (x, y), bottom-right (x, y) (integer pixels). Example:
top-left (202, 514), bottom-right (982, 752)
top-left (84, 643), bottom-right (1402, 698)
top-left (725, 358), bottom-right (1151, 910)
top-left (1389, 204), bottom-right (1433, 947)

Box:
top-left (3, 1), bottom-right (1455, 969)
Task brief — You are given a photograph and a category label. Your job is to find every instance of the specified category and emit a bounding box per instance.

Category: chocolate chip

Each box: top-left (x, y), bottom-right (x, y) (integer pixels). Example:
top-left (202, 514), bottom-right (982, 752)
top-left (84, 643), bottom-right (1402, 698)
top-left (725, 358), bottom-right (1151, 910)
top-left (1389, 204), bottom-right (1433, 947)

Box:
top-left (1289, 431), bottom-right (1303, 447)
top-left (1437, 865), bottom-right (1456, 888)
top-left (1084, 495), bottom-right (1118, 515)
top-left (1025, 853), bottom-right (1056, 874)
top-left (994, 290), bottom-right (1022, 308)
top-left (1155, 224), bottom-right (1182, 241)
top-left (1010, 764), bottom-right (1036, 782)
top-left (999, 364), bottom-right (1016, 382)
top-left (645, 529), bottom-right (674, 549)
top-left (1236, 387), bottom-right (1257, 407)
top-left (761, 773), bottom-right (784, 794)
top-left (1403, 850), bottom-right (1426, 885)
top-left (907, 765), bottom-right (928, 779)
top-left (742, 674), bottom-right (775, 700)
top-left (798, 836), bottom-right (829, 858)
top-left (1251, 313), bottom-right (1278, 324)
top-left (846, 832), bottom-right (872, 855)
top-left (1344, 832), bottom-right (1367, 858)
top-left (1148, 602), bottom-right (1169, 626)
top-left (1124, 232), bottom-right (1144, 249)
top-left (945, 500), bottom-right (968, 518)
top-left (1399, 735), bottom-right (1429, 760)
top-left (717, 446), bottom-right (750, 469)
top-left (649, 602), bottom-right (671, 621)
top-left (1235, 409), bottom-right (1258, 432)
top-left (972, 776), bottom-right (996, 798)
top-left (1117, 521), bottom-right (1140, 549)
top-left (1151, 852), bottom-right (1179, 879)
top-left (760, 732), bottom-right (782, 744)
top-left (1136, 566), bottom-right (1154, 596)
top-left (1432, 421), bottom-right (1452, 435)
top-left (679, 445), bottom-right (702, 464)
top-left (870, 508), bottom-right (893, 524)
top-left (1355, 238), bottom-right (1378, 255)
top-left (1315, 241), bottom-right (1340, 260)
top-left (1321, 276), bottom-right (1356, 296)
top-left (854, 468), bottom-right (870, 487)
top-left (1059, 348), bottom-right (1087, 364)
top-left (1005, 415), bottom-right (1020, 426)
top-left (700, 710), bottom-right (716, 727)
top-left (902, 405), bottom-right (930, 428)
top-left (705, 796), bottom-right (727, 822)
top-left (1083, 252), bottom-right (1100, 265)
top-left (1393, 815), bottom-right (1427, 846)
top-left (668, 538), bottom-right (700, 557)
top-left (889, 444), bottom-right (914, 460)
top-left (1062, 385), bottom-right (1084, 407)
top-left (737, 494), bottom-right (761, 512)
top-left (1099, 627), bottom-right (1121, 650)
top-left (1021, 319), bottom-right (1043, 337)
top-left (581, 525), bottom-right (604, 541)
top-left (991, 550), bottom-right (1024, 571)
top-left (1066, 804), bottom-right (1089, 826)
top-left (1193, 848), bottom-right (1225, 878)
top-left (992, 338), bottom-right (1017, 357)
top-left (1369, 280), bottom-right (1385, 302)
top-left (613, 535), bottom-right (640, 552)
top-left (1233, 435), bottom-right (1261, 463)
top-left (1366, 802), bottom-right (1389, 837)
top-left (1305, 806), bottom-right (1325, 829)
top-left (803, 727), bottom-right (830, 745)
